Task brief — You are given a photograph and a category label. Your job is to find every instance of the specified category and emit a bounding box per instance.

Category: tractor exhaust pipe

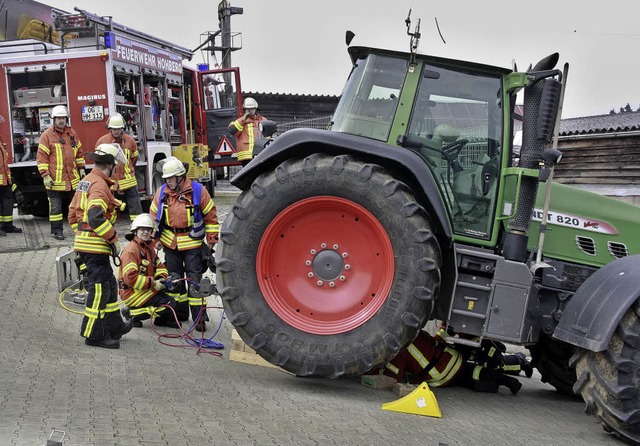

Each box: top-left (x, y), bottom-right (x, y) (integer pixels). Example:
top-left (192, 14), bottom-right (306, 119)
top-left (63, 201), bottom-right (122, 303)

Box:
top-left (503, 54), bottom-right (563, 262)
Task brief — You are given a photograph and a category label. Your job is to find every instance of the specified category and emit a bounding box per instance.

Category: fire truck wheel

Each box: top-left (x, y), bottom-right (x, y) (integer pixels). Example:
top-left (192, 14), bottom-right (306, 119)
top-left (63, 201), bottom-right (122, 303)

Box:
top-left (529, 333), bottom-right (578, 396)
top-left (217, 153), bottom-right (441, 377)
top-left (573, 300), bottom-right (640, 444)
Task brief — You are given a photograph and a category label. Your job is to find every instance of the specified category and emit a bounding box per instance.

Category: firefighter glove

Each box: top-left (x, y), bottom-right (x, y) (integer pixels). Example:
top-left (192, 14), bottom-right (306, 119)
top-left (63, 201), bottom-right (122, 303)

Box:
top-left (153, 279), bottom-right (166, 291)
top-left (79, 168), bottom-right (86, 178)
top-left (43, 175), bottom-right (54, 187)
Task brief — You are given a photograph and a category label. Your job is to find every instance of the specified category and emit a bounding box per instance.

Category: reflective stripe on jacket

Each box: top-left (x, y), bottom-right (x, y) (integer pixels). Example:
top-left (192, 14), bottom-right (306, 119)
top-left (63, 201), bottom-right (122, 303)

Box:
top-left (382, 330), bottom-right (463, 387)
top-left (118, 237), bottom-right (168, 307)
top-left (228, 114), bottom-right (265, 162)
top-left (37, 126), bottom-right (84, 191)
top-left (149, 177), bottom-right (219, 251)
top-left (68, 170), bottom-right (120, 254)
top-left (95, 132), bottom-right (139, 191)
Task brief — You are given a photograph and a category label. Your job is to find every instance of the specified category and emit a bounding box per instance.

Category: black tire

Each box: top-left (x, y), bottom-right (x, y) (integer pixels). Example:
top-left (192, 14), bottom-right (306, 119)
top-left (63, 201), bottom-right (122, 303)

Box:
top-left (217, 153), bottom-right (441, 377)
top-left (572, 301), bottom-right (640, 443)
top-left (530, 333), bottom-right (578, 396)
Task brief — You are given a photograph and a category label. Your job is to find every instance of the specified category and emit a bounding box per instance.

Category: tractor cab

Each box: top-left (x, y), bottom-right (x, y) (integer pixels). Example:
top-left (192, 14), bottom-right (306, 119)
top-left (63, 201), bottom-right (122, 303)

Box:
top-left (330, 46), bottom-right (508, 242)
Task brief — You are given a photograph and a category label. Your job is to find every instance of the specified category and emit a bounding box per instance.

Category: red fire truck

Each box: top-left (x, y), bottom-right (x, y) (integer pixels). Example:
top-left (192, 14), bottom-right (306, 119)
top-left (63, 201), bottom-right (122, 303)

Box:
top-left (0, 0), bottom-right (243, 215)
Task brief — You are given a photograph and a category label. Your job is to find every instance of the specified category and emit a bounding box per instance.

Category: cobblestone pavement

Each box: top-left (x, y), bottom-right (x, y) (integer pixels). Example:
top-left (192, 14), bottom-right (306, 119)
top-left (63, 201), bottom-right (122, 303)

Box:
top-left (0, 190), bottom-right (624, 446)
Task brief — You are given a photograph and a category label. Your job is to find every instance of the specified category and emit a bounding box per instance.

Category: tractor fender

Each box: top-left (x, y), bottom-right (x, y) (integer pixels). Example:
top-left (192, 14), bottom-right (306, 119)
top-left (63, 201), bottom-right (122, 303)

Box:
top-left (233, 127), bottom-right (452, 238)
top-left (553, 254), bottom-right (640, 352)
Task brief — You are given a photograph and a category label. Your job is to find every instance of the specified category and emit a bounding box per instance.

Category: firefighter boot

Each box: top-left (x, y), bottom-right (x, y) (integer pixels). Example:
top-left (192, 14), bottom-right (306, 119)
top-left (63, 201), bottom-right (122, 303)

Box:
top-left (500, 374), bottom-right (523, 395)
top-left (112, 319), bottom-right (134, 340)
top-left (2, 224), bottom-right (22, 233)
top-left (516, 352), bottom-right (534, 378)
top-left (85, 336), bottom-right (120, 349)
top-left (0, 228), bottom-right (5, 237)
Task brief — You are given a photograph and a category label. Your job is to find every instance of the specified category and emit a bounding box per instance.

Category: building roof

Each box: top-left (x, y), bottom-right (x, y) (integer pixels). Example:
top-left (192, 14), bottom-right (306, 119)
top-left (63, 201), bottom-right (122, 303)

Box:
top-left (559, 111), bottom-right (640, 136)
top-left (243, 92), bottom-right (340, 103)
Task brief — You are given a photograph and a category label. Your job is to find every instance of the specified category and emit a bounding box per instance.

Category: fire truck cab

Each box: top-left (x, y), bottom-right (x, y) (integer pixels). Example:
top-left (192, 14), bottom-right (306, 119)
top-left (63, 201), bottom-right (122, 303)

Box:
top-left (0, 3), bottom-right (235, 215)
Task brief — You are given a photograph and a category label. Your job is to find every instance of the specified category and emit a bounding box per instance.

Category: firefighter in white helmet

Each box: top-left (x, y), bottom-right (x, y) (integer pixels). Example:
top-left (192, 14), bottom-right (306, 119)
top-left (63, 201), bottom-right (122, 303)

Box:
top-left (95, 112), bottom-right (142, 221)
top-left (118, 213), bottom-right (179, 328)
top-left (228, 97), bottom-right (267, 166)
top-left (68, 143), bottom-right (132, 349)
top-left (37, 105), bottom-right (85, 240)
top-left (149, 157), bottom-right (220, 332)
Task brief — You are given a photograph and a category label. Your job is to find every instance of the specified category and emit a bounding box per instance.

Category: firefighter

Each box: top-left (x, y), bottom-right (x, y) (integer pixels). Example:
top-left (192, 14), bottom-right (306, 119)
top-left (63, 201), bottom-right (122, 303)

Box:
top-left (379, 330), bottom-right (524, 394)
top-left (37, 105), bottom-right (85, 240)
top-left (228, 97), bottom-right (267, 166)
top-left (118, 213), bottom-right (179, 328)
top-left (68, 143), bottom-right (132, 349)
top-left (96, 113), bottom-right (142, 221)
top-left (0, 135), bottom-right (22, 236)
top-left (149, 157), bottom-right (219, 332)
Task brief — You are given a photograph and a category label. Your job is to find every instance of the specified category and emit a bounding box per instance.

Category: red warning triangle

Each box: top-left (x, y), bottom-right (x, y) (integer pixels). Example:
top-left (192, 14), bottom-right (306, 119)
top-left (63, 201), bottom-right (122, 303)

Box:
top-left (215, 136), bottom-right (235, 155)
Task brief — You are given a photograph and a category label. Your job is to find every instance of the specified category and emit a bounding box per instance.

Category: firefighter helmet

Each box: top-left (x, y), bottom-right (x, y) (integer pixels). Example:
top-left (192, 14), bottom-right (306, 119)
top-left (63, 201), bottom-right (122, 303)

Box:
top-left (161, 156), bottom-right (187, 178)
top-left (243, 97), bottom-right (258, 109)
top-left (87, 143), bottom-right (126, 165)
top-left (107, 113), bottom-right (126, 129)
top-left (51, 105), bottom-right (69, 118)
top-left (130, 213), bottom-right (155, 232)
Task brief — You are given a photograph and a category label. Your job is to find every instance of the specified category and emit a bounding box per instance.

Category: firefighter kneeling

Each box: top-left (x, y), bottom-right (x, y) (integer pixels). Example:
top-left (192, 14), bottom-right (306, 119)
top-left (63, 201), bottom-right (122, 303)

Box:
top-left (118, 214), bottom-right (179, 328)
top-left (378, 330), bottom-right (532, 395)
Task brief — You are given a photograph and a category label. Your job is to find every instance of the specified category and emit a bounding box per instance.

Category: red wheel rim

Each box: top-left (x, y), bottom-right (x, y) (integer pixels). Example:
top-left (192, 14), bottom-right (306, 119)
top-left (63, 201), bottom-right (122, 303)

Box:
top-left (257, 196), bottom-right (394, 335)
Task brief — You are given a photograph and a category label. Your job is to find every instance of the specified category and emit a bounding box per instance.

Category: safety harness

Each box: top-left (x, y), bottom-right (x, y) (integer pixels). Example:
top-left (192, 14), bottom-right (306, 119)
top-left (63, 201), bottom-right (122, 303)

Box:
top-left (154, 181), bottom-right (205, 240)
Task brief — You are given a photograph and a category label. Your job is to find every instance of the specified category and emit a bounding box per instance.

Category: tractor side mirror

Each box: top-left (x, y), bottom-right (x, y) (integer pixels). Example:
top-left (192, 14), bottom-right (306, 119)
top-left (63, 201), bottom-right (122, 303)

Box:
top-left (259, 120), bottom-right (278, 138)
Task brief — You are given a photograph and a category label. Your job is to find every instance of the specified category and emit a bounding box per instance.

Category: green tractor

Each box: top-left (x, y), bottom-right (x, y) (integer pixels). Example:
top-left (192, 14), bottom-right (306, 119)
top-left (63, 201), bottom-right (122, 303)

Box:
top-left (217, 19), bottom-right (640, 442)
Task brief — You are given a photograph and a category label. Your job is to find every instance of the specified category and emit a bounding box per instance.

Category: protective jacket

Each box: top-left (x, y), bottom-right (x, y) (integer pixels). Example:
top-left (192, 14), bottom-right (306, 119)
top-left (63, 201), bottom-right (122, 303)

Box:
top-left (228, 113), bottom-right (266, 162)
top-left (68, 169), bottom-right (123, 254)
top-left (95, 132), bottom-right (139, 191)
top-left (118, 236), bottom-right (168, 307)
top-left (149, 177), bottom-right (219, 251)
top-left (37, 125), bottom-right (84, 191)
top-left (382, 330), bottom-right (464, 386)
top-left (0, 137), bottom-right (14, 189)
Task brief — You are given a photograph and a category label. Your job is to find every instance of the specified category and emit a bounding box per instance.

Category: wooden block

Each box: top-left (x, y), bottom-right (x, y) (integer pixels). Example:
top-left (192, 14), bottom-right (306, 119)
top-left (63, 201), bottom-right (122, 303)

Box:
top-left (229, 349), bottom-right (279, 369)
top-left (231, 329), bottom-right (254, 353)
top-left (361, 374), bottom-right (397, 390)
top-left (393, 382), bottom-right (417, 397)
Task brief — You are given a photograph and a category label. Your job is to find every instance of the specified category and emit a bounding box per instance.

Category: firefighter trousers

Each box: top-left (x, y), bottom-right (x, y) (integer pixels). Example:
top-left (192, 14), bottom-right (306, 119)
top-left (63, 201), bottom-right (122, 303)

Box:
top-left (79, 252), bottom-right (128, 341)
top-left (164, 247), bottom-right (208, 323)
top-left (0, 185), bottom-right (14, 227)
top-left (47, 190), bottom-right (74, 232)
top-left (116, 187), bottom-right (143, 221)
top-left (128, 291), bottom-right (177, 322)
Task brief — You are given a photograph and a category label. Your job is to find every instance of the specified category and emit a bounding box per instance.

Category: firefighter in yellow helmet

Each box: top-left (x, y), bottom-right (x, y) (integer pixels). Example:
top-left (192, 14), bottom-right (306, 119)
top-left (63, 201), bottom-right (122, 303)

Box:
top-left (149, 157), bottom-right (219, 332)
top-left (96, 112), bottom-right (143, 221)
top-left (37, 105), bottom-right (85, 240)
top-left (118, 213), bottom-right (179, 328)
top-left (228, 97), bottom-right (267, 166)
top-left (68, 143), bottom-right (132, 349)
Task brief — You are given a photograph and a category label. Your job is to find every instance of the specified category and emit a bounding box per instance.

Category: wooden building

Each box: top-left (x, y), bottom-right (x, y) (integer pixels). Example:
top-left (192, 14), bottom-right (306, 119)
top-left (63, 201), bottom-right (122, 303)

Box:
top-left (556, 112), bottom-right (640, 205)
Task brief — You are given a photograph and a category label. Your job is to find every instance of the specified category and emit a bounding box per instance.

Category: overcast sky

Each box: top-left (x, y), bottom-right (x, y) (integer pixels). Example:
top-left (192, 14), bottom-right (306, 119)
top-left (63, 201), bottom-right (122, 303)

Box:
top-left (50, 0), bottom-right (640, 118)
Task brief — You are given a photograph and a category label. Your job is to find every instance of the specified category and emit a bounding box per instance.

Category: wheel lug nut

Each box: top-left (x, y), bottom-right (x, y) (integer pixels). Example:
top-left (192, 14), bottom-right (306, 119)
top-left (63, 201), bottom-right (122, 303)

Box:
top-left (310, 249), bottom-right (316, 255)
top-left (339, 275), bottom-right (346, 281)
top-left (308, 272), bottom-right (314, 278)
top-left (345, 264), bottom-right (351, 270)
top-left (342, 252), bottom-right (348, 258)
top-left (329, 282), bottom-right (335, 288)
top-left (305, 260), bottom-right (311, 266)
top-left (333, 244), bottom-right (339, 250)
top-left (321, 243), bottom-right (327, 249)
top-left (317, 280), bottom-right (323, 286)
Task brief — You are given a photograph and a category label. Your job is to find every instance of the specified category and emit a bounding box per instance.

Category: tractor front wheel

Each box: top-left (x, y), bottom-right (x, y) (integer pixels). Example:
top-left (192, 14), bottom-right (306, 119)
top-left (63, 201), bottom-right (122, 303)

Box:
top-left (217, 153), bottom-right (441, 377)
top-left (572, 300), bottom-right (640, 443)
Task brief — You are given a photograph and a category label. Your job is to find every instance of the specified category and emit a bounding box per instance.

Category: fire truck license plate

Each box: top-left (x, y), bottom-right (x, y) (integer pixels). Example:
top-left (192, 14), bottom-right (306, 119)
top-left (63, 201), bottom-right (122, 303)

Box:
top-left (81, 106), bottom-right (104, 122)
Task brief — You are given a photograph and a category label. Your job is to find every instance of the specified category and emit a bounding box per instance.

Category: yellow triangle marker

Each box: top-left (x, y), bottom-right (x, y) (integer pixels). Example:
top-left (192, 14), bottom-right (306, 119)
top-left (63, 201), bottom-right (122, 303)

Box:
top-left (381, 382), bottom-right (442, 418)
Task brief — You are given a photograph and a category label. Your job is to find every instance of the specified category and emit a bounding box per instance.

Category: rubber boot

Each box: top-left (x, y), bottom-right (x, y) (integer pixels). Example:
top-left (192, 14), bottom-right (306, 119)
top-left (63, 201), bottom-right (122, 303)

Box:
top-left (515, 352), bottom-right (534, 378)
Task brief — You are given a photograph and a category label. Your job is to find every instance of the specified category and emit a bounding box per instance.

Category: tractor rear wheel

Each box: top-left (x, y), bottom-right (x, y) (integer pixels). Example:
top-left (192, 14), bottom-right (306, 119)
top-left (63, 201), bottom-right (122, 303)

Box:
top-left (572, 300), bottom-right (640, 443)
top-left (530, 333), bottom-right (578, 396)
top-left (217, 153), bottom-right (441, 377)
